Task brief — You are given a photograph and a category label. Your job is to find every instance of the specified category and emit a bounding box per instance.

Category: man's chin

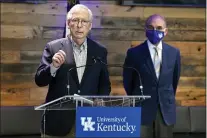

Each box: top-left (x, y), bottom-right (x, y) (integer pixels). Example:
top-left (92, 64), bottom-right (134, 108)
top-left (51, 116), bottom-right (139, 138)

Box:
top-left (73, 35), bottom-right (85, 39)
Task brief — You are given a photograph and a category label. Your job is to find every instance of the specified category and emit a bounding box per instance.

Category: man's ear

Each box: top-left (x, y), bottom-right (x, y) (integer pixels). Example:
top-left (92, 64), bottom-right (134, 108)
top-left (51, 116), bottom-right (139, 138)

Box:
top-left (89, 23), bottom-right (92, 30)
top-left (67, 20), bottom-right (70, 27)
top-left (164, 28), bottom-right (168, 36)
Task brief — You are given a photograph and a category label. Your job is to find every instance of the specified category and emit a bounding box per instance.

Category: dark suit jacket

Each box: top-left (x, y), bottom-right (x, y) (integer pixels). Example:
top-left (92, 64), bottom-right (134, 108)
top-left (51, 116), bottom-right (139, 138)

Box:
top-left (35, 37), bottom-right (111, 136)
top-left (123, 41), bottom-right (181, 126)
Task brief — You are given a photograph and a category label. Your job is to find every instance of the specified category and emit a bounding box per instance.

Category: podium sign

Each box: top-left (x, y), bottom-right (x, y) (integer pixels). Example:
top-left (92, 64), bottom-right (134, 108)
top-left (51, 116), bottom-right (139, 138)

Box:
top-left (34, 95), bottom-right (150, 138)
top-left (76, 107), bottom-right (141, 137)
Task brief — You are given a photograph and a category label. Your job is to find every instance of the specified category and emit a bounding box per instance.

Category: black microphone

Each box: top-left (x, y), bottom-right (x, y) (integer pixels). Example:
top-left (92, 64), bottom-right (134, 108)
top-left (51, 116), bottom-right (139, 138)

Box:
top-left (93, 56), bottom-right (144, 96)
top-left (66, 57), bottom-right (97, 96)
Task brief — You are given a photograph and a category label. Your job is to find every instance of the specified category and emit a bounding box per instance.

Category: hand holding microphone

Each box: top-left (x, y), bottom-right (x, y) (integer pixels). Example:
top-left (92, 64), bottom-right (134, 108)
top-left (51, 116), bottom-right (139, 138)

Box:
top-left (52, 50), bottom-right (66, 68)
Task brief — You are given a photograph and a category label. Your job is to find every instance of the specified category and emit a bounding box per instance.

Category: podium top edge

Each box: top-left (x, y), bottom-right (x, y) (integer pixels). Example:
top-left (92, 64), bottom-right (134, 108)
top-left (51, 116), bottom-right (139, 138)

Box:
top-left (63, 95), bottom-right (151, 98)
top-left (34, 95), bottom-right (151, 110)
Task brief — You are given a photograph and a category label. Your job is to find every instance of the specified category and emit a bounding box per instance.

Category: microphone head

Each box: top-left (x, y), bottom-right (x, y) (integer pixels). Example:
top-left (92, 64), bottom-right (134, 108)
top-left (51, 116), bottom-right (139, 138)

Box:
top-left (92, 56), bottom-right (97, 63)
top-left (97, 57), bottom-right (102, 60)
top-left (91, 56), bottom-right (106, 65)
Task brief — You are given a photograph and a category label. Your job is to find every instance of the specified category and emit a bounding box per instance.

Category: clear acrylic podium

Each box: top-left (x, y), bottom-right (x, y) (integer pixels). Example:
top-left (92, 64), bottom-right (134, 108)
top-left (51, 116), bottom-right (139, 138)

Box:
top-left (34, 94), bottom-right (151, 137)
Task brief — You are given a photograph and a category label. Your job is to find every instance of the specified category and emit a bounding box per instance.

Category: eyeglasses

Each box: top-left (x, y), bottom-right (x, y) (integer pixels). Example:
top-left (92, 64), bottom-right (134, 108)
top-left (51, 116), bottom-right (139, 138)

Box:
top-left (70, 18), bottom-right (91, 26)
top-left (146, 25), bottom-right (165, 31)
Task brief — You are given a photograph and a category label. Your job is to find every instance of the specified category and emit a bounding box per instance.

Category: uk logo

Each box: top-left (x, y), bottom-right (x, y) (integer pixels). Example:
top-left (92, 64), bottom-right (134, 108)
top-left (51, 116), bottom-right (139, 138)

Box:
top-left (80, 117), bottom-right (95, 131)
top-left (158, 33), bottom-right (163, 38)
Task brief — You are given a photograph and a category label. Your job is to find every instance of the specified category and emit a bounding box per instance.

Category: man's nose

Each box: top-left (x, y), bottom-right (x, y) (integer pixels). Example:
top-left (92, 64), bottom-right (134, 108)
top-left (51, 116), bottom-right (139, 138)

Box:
top-left (77, 21), bottom-right (82, 28)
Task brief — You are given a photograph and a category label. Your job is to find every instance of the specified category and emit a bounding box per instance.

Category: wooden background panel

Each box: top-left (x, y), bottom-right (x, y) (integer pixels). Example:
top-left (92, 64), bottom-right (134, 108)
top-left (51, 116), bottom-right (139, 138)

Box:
top-left (30, 87), bottom-right (48, 101)
top-left (1, 63), bottom-right (38, 74)
top-left (165, 30), bottom-right (205, 41)
top-left (2, 13), bottom-right (205, 31)
top-left (176, 88), bottom-right (206, 100)
top-left (131, 41), bottom-right (206, 55)
top-left (1, 88), bottom-right (30, 101)
top-left (98, 17), bottom-right (206, 30)
top-left (84, 4), bottom-right (205, 18)
top-left (97, 40), bottom-right (131, 54)
top-left (1, 87), bottom-right (206, 106)
top-left (1, 74), bottom-right (36, 88)
top-left (107, 52), bottom-right (126, 64)
top-left (109, 76), bottom-right (206, 106)
top-left (107, 65), bottom-right (205, 77)
top-left (1, 53), bottom-right (205, 77)
top-left (109, 76), bottom-right (206, 107)
top-left (20, 51), bottom-right (43, 63)
top-left (181, 99), bottom-right (206, 106)
top-left (1, 2), bottom-right (67, 15)
top-left (43, 27), bottom-right (65, 39)
top-left (0, 39), bottom-right (129, 52)
top-left (1, 76), bottom-right (205, 106)
top-left (81, 0), bottom-right (117, 4)
top-left (1, 87), bottom-right (48, 106)
top-left (90, 29), bottom-right (206, 41)
top-left (109, 76), bottom-right (206, 89)
top-left (107, 52), bottom-right (205, 65)
top-left (1, 100), bottom-right (44, 106)
top-left (181, 65), bottom-right (205, 77)
top-left (178, 77), bottom-right (206, 89)
top-left (2, 13), bottom-right (66, 27)
top-left (143, 7), bottom-right (205, 19)
top-left (2, 74), bottom-right (205, 90)
top-left (1, 25), bottom-right (43, 39)
top-left (1, 25), bottom-right (65, 39)
top-left (84, 4), bottom-right (144, 17)
top-left (3, 90), bottom-right (204, 106)
top-left (1, 51), bottom-right (20, 63)
top-left (2, 26), bottom-right (206, 41)
top-left (1, 38), bottom-right (51, 51)
top-left (1, 40), bottom-right (205, 62)
top-left (0, 0), bottom-right (205, 106)
top-left (181, 54), bottom-right (205, 66)
top-left (176, 88), bottom-right (206, 96)
top-left (1, 63), bottom-right (205, 78)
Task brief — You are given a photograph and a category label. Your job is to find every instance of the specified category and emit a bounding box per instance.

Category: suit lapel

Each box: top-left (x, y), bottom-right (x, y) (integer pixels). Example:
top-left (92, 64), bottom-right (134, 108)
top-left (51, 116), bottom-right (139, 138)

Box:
top-left (142, 41), bottom-right (158, 83)
top-left (158, 42), bottom-right (168, 83)
top-left (80, 38), bottom-right (94, 87)
top-left (61, 38), bottom-right (80, 87)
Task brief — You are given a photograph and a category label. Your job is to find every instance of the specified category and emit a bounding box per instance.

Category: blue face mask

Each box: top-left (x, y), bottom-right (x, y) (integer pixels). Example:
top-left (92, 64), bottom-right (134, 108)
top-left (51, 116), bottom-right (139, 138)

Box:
top-left (146, 30), bottom-right (165, 44)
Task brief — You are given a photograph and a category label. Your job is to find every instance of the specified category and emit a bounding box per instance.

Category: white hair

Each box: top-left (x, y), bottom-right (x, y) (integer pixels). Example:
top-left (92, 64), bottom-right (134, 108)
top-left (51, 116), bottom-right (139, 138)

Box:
top-left (66, 4), bottom-right (93, 21)
top-left (65, 4), bottom-right (93, 37)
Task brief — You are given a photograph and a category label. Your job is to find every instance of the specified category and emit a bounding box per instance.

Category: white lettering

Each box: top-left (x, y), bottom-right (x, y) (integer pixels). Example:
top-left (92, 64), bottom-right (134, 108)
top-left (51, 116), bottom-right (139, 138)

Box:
top-left (96, 122), bottom-right (136, 133)
top-left (121, 125), bottom-right (126, 131)
top-left (97, 123), bottom-right (103, 131)
top-left (130, 125), bottom-right (136, 134)
top-left (95, 117), bottom-right (127, 123)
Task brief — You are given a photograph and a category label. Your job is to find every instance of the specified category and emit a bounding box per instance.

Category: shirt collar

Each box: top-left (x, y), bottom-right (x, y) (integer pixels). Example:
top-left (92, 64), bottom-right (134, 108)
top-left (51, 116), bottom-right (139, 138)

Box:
top-left (147, 40), bottom-right (162, 50)
top-left (70, 36), bottom-right (87, 51)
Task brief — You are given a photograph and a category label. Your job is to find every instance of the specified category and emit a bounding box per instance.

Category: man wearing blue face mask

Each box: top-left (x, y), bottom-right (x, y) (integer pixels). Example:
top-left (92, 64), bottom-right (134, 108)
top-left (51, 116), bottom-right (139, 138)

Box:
top-left (123, 14), bottom-right (181, 138)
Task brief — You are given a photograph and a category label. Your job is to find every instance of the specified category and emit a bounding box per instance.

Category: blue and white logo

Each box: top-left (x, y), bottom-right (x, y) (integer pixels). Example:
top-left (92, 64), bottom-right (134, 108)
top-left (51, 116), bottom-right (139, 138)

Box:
top-left (81, 117), bottom-right (95, 131)
top-left (158, 33), bottom-right (163, 38)
top-left (76, 107), bottom-right (141, 137)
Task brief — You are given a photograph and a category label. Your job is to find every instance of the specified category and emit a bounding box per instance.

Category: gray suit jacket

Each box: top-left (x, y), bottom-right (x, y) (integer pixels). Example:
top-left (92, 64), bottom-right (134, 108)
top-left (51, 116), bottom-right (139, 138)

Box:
top-left (35, 37), bottom-right (111, 136)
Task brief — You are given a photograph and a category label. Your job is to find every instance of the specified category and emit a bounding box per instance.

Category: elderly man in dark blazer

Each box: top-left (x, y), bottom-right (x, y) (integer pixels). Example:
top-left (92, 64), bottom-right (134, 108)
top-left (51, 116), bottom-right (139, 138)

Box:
top-left (35, 4), bottom-right (111, 137)
top-left (123, 14), bottom-right (181, 138)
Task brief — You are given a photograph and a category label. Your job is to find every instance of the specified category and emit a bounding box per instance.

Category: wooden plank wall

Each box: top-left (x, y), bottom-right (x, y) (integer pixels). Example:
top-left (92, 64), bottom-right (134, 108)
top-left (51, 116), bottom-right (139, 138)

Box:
top-left (1, 0), bottom-right (206, 106)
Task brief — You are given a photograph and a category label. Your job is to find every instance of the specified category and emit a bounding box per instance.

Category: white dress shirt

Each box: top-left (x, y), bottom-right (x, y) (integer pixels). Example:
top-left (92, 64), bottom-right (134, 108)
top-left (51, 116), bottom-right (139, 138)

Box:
top-left (71, 38), bottom-right (87, 83)
top-left (147, 40), bottom-right (162, 77)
